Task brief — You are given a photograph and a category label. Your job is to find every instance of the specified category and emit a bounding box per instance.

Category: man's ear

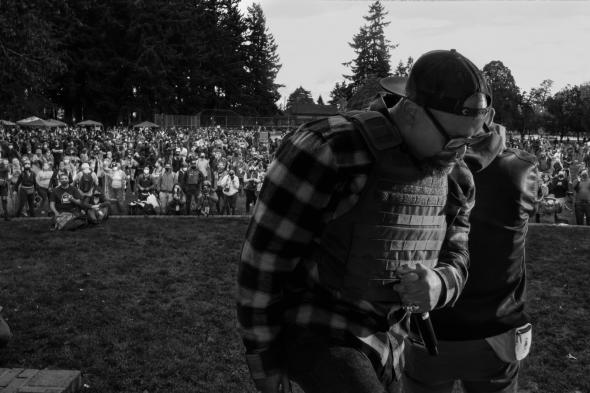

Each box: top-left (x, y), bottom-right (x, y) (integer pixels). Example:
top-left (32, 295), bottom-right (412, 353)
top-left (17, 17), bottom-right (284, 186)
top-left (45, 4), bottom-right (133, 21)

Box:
top-left (486, 107), bottom-right (496, 126)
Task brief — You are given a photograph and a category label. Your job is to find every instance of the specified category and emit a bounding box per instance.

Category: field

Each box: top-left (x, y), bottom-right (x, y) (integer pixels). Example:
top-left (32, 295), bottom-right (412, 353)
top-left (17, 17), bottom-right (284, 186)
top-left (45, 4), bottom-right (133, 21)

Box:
top-left (0, 218), bottom-right (589, 393)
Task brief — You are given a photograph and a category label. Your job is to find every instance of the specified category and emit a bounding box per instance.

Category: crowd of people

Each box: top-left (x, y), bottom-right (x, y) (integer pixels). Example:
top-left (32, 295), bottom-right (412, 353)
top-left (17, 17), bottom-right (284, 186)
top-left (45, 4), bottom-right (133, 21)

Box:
top-left (0, 125), bottom-right (289, 226)
top-left (506, 133), bottom-right (590, 225)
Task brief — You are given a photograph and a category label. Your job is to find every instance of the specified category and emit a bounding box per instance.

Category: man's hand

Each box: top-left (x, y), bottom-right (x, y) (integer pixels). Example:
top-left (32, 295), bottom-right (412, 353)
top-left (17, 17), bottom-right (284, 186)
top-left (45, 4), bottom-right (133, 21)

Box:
top-left (393, 263), bottom-right (442, 312)
top-left (254, 372), bottom-right (291, 393)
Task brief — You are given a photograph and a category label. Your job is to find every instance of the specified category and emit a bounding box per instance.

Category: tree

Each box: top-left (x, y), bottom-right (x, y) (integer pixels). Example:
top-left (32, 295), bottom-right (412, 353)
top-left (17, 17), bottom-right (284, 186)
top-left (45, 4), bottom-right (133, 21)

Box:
top-left (317, 95), bottom-right (325, 105)
top-left (546, 85), bottom-right (586, 138)
top-left (328, 81), bottom-right (353, 110)
top-left (285, 86), bottom-right (313, 112)
top-left (482, 60), bottom-right (522, 131)
top-left (0, 0), bottom-right (64, 119)
top-left (343, 0), bottom-right (396, 90)
top-left (242, 3), bottom-right (282, 116)
top-left (521, 79), bottom-right (553, 136)
top-left (393, 56), bottom-right (414, 77)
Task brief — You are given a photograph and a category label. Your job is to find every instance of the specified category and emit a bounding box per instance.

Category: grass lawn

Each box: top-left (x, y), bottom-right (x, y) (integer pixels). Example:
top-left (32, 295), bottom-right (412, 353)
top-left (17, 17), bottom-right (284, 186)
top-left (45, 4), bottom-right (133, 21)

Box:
top-left (0, 218), bottom-right (589, 393)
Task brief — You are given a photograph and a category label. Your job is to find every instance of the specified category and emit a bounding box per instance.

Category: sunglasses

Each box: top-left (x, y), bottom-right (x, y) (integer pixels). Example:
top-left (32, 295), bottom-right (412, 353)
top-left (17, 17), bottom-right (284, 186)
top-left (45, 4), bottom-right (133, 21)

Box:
top-left (423, 107), bottom-right (490, 151)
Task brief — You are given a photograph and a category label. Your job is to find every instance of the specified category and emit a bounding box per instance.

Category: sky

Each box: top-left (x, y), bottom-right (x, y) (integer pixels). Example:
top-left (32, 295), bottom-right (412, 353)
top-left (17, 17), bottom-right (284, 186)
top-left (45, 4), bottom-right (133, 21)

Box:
top-left (238, 0), bottom-right (590, 106)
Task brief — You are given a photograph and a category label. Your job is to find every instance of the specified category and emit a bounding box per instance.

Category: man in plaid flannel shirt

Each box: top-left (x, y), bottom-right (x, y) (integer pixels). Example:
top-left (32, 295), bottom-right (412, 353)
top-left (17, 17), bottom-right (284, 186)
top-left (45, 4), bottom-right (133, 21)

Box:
top-left (237, 49), bottom-right (501, 393)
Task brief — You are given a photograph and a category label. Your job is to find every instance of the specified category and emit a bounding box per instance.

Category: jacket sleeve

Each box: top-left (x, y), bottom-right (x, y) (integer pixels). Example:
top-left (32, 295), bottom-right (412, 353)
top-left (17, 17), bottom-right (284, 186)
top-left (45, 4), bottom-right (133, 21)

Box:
top-left (435, 160), bottom-right (474, 308)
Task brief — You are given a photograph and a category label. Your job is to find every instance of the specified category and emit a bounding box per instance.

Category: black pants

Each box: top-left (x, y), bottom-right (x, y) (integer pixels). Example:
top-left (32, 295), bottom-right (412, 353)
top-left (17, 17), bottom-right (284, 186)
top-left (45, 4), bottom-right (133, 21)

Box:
top-left (245, 189), bottom-right (257, 213)
top-left (185, 186), bottom-right (200, 215)
top-left (17, 189), bottom-right (35, 217)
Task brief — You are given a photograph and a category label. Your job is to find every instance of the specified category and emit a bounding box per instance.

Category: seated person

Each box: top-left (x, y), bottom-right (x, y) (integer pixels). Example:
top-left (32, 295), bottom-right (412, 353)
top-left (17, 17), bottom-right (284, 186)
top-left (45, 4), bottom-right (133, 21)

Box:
top-left (86, 190), bottom-right (111, 225)
top-left (197, 180), bottom-right (218, 216)
top-left (136, 166), bottom-right (154, 200)
top-left (167, 183), bottom-right (185, 215)
top-left (49, 172), bottom-right (89, 231)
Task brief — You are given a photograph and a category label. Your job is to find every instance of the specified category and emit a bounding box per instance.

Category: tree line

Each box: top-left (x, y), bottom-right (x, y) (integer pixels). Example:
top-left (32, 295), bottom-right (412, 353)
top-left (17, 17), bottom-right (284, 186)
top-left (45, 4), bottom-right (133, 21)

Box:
top-left (0, 0), bottom-right (281, 125)
top-left (286, 0), bottom-right (590, 137)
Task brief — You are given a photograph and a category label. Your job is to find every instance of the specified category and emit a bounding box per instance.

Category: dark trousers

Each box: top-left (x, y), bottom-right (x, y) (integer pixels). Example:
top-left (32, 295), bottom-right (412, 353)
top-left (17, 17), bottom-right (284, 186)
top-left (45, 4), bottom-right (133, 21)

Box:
top-left (244, 189), bottom-right (257, 213)
top-left (185, 186), bottom-right (200, 215)
top-left (574, 201), bottom-right (590, 225)
top-left (285, 328), bottom-right (398, 393)
top-left (403, 339), bottom-right (519, 393)
top-left (17, 189), bottom-right (35, 217)
top-left (222, 193), bottom-right (237, 215)
top-left (37, 187), bottom-right (50, 213)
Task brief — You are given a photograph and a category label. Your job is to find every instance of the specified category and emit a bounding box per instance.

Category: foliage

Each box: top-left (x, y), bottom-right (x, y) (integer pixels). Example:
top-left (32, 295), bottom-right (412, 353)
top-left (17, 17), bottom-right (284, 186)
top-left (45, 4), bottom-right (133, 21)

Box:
top-left (317, 95), bottom-right (325, 105)
top-left (393, 56), bottom-right (414, 77)
top-left (0, 0), bottom-right (64, 119)
top-left (0, 0), bottom-right (283, 125)
top-left (242, 2), bottom-right (282, 116)
top-left (546, 85), bottom-right (587, 137)
top-left (482, 60), bottom-right (522, 131)
top-left (285, 86), bottom-right (314, 113)
top-left (343, 0), bottom-right (396, 90)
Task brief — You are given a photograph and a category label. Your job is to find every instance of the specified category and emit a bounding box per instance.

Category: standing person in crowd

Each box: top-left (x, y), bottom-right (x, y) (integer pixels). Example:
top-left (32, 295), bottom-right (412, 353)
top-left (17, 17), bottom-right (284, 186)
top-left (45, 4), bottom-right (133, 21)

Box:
top-left (182, 159), bottom-right (204, 215)
top-left (35, 162), bottom-right (54, 215)
top-left (573, 170), bottom-right (590, 225)
top-left (243, 166), bottom-right (260, 214)
top-left (219, 168), bottom-right (239, 215)
top-left (214, 159), bottom-right (227, 214)
top-left (549, 170), bottom-right (570, 223)
top-left (236, 49), bottom-right (500, 393)
top-left (151, 159), bottom-right (165, 189)
top-left (14, 162), bottom-right (37, 217)
top-left (198, 180), bottom-right (218, 216)
top-left (403, 125), bottom-right (539, 393)
top-left (158, 163), bottom-right (177, 214)
top-left (172, 147), bottom-right (183, 173)
top-left (0, 159), bottom-right (10, 220)
top-left (106, 162), bottom-right (127, 215)
top-left (196, 152), bottom-right (211, 180)
top-left (74, 162), bottom-right (99, 203)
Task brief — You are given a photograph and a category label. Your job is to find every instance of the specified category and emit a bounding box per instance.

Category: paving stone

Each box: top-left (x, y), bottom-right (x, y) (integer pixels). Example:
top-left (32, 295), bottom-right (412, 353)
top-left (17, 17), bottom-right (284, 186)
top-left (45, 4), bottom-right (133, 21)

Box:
top-left (0, 369), bottom-right (24, 387)
top-left (0, 369), bottom-right (81, 393)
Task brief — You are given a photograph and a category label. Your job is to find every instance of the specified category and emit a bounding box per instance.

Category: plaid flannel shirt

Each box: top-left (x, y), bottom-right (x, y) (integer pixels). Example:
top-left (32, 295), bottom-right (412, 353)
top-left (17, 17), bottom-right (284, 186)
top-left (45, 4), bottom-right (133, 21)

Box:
top-left (237, 114), bottom-right (473, 380)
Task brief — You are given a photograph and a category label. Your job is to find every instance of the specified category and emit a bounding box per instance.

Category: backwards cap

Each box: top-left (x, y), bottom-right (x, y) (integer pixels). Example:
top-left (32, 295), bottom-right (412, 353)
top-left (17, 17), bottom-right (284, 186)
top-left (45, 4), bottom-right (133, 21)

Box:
top-left (380, 49), bottom-right (492, 118)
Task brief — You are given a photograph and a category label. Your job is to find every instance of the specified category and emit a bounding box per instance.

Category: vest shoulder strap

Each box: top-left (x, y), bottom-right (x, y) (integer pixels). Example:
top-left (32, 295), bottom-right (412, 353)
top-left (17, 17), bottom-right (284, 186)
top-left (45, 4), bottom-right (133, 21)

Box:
top-left (346, 111), bottom-right (402, 159)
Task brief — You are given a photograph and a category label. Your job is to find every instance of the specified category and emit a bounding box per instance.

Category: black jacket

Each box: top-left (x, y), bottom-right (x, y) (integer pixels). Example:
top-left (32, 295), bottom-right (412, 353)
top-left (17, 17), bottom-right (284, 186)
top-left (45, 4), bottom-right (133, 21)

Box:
top-left (432, 148), bottom-right (540, 340)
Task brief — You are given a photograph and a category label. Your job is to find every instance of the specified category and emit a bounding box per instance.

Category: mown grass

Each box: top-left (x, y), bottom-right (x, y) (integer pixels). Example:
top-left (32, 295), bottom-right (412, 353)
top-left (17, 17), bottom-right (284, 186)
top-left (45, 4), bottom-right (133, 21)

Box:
top-left (0, 218), bottom-right (588, 393)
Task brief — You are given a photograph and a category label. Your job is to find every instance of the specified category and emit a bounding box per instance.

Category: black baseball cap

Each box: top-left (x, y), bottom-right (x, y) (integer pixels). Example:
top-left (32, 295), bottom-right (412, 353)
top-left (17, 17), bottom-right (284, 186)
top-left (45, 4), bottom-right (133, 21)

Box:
top-left (380, 49), bottom-right (492, 118)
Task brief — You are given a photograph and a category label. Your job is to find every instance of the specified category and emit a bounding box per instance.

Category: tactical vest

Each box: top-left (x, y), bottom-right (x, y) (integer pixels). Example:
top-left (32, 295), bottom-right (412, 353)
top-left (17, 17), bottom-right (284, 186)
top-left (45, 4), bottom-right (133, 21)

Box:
top-left (313, 112), bottom-right (448, 304)
top-left (187, 169), bottom-right (201, 185)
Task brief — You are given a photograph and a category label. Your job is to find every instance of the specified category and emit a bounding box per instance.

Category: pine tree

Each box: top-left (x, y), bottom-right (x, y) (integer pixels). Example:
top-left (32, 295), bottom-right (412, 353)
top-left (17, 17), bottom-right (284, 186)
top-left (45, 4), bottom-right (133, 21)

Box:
top-left (285, 86), bottom-right (314, 113)
top-left (393, 56), bottom-right (414, 77)
top-left (317, 95), bottom-right (325, 105)
top-left (243, 3), bottom-right (282, 116)
top-left (343, 0), bottom-right (396, 90)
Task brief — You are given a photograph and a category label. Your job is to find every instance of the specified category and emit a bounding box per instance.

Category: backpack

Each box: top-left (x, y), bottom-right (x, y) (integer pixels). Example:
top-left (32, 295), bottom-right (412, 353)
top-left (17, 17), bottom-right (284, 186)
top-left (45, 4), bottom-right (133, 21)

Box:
top-left (79, 172), bottom-right (94, 193)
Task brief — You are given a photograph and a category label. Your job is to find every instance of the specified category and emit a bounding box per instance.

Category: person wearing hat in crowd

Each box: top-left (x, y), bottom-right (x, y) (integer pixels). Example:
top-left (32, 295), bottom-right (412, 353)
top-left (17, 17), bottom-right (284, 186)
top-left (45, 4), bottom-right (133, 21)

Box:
top-left (236, 49), bottom-right (502, 393)
top-left (403, 123), bottom-right (540, 393)
top-left (86, 189), bottom-right (110, 225)
top-left (158, 162), bottom-right (178, 214)
top-left (14, 161), bottom-right (37, 217)
top-left (74, 162), bottom-right (99, 204)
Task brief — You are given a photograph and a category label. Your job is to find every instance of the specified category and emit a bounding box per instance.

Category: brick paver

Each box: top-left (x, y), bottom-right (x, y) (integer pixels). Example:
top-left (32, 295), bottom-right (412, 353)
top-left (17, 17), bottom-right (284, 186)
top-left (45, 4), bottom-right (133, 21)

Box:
top-left (0, 369), bottom-right (80, 393)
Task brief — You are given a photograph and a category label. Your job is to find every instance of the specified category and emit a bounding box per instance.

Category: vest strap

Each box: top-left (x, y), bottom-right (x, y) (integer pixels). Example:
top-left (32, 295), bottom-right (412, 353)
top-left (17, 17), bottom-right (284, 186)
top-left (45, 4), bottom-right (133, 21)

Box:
top-left (347, 111), bottom-right (402, 159)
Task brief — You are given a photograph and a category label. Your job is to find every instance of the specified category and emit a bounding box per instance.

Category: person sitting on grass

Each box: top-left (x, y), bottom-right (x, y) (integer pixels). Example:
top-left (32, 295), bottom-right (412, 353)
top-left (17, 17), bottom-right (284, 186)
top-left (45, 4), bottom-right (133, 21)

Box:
top-left (136, 166), bottom-right (154, 200)
top-left (86, 189), bottom-right (110, 225)
top-left (49, 172), bottom-right (89, 231)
